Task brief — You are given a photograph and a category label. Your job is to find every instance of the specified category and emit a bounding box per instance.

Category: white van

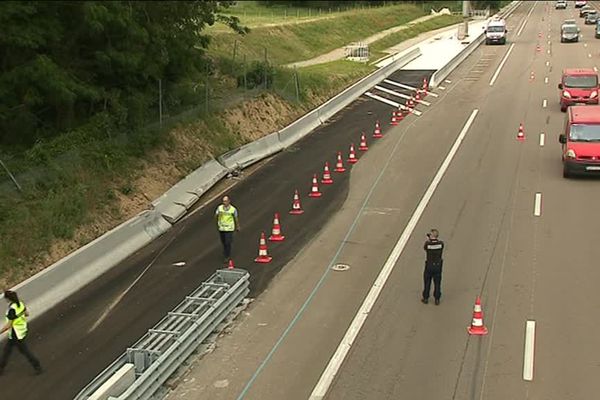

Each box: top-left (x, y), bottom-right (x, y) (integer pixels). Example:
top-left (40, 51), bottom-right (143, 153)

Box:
top-left (484, 19), bottom-right (508, 45)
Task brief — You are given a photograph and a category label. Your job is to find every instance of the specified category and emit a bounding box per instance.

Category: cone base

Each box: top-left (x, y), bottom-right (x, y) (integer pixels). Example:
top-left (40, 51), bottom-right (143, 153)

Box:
top-left (334, 168), bottom-right (346, 173)
top-left (308, 192), bottom-right (322, 198)
top-left (347, 159), bottom-right (358, 164)
top-left (359, 146), bottom-right (368, 151)
top-left (390, 122), bottom-right (398, 126)
top-left (467, 326), bottom-right (489, 336)
top-left (255, 256), bottom-right (273, 263)
top-left (321, 179), bottom-right (333, 184)
top-left (269, 235), bottom-right (285, 242)
top-left (289, 209), bottom-right (304, 215)
top-left (373, 134), bottom-right (383, 139)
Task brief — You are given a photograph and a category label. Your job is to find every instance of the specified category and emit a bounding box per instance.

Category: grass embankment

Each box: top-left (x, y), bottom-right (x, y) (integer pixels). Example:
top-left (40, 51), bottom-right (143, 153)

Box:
top-left (0, 2), bottom-right (465, 288)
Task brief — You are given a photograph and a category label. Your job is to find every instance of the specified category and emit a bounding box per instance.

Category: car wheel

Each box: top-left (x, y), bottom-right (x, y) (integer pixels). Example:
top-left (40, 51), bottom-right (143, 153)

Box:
top-left (563, 166), bottom-right (572, 178)
top-left (561, 105), bottom-right (567, 112)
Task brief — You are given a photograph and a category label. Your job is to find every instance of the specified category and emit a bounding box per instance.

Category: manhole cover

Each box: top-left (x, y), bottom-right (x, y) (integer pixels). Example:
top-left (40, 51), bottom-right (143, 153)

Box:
top-left (332, 263), bottom-right (350, 272)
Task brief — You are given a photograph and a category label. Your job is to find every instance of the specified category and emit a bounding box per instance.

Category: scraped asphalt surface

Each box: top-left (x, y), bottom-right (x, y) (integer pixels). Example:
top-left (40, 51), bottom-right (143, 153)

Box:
top-left (0, 63), bottom-right (434, 398)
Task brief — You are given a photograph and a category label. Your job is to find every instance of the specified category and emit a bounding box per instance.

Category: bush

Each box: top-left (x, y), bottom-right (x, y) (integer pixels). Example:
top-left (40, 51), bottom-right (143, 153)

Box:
top-left (237, 61), bottom-right (275, 89)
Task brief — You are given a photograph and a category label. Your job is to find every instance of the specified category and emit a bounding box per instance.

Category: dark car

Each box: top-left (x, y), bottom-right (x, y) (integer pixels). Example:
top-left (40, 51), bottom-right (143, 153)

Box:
top-left (585, 10), bottom-right (598, 24)
top-left (596, 21), bottom-right (600, 38)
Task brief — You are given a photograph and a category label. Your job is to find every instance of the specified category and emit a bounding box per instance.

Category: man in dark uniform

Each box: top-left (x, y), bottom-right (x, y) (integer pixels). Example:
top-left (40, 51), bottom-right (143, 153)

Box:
top-left (421, 229), bottom-right (444, 305)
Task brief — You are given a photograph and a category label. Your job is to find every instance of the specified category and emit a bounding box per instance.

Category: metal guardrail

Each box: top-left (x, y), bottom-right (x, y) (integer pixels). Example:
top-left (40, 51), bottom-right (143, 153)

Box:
top-left (74, 268), bottom-right (250, 400)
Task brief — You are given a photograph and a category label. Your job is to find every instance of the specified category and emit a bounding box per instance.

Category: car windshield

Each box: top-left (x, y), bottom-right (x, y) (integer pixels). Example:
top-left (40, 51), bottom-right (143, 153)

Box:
top-left (487, 25), bottom-right (505, 32)
top-left (588, 12), bottom-right (598, 17)
top-left (563, 26), bottom-right (578, 33)
top-left (570, 124), bottom-right (600, 142)
top-left (564, 75), bottom-right (598, 88)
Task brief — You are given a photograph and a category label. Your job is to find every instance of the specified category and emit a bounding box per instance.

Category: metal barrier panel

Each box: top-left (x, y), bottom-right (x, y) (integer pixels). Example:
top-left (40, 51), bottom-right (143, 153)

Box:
top-left (74, 268), bottom-right (249, 400)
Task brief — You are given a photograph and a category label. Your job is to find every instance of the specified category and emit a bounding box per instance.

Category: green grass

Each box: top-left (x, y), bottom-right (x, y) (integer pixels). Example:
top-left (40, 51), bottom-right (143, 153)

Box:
top-left (209, 3), bottom-right (428, 65)
top-left (369, 14), bottom-right (465, 60)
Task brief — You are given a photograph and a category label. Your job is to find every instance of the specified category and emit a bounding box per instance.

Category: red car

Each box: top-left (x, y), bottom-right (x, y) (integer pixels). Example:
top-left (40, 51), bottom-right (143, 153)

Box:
top-left (559, 105), bottom-right (600, 177)
top-left (558, 68), bottom-right (599, 111)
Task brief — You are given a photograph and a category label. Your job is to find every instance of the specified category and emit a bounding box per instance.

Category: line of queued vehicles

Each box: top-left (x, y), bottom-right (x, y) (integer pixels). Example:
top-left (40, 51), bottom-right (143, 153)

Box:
top-left (555, 1), bottom-right (600, 178)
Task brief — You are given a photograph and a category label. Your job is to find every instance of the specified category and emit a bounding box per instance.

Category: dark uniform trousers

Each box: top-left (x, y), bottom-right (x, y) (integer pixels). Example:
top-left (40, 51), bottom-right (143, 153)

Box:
top-left (219, 231), bottom-right (234, 259)
top-left (0, 336), bottom-right (42, 373)
top-left (422, 260), bottom-right (443, 300)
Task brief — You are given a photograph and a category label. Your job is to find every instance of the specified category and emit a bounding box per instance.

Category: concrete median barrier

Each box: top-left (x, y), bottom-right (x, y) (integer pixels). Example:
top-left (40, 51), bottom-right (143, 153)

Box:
top-left (218, 131), bottom-right (283, 170)
top-left (13, 209), bottom-right (171, 319)
top-left (278, 109), bottom-right (322, 149)
top-left (179, 159), bottom-right (229, 197)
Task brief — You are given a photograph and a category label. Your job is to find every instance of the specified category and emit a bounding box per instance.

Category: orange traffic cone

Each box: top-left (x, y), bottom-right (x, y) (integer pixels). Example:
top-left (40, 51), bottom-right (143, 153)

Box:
top-left (228, 259), bottom-right (235, 269)
top-left (422, 77), bottom-right (429, 95)
top-left (289, 189), bottom-right (304, 215)
top-left (373, 120), bottom-right (383, 138)
top-left (308, 174), bottom-right (322, 197)
top-left (347, 143), bottom-right (358, 164)
top-left (334, 151), bottom-right (346, 173)
top-left (467, 296), bottom-right (488, 336)
top-left (415, 90), bottom-right (421, 101)
top-left (390, 110), bottom-right (398, 126)
top-left (358, 132), bottom-right (368, 151)
top-left (517, 122), bottom-right (525, 141)
top-left (254, 232), bottom-right (272, 263)
top-left (321, 161), bottom-right (334, 184)
top-left (268, 212), bottom-right (285, 242)
top-left (396, 107), bottom-right (405, 122)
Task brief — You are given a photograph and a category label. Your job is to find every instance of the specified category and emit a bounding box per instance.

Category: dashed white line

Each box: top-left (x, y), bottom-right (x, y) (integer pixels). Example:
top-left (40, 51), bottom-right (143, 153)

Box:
top-left (534, 193), bottom-right (542, 217)
top-left (309, 110), bottom-right (480, 400)
top-left (439, 86), bottom-right (446, 90)
top-left (544, 77), bottom-right (548, 84)
top-left (382, 79), bottom-right (439, 98)
top-left (547, 49), bottom-right (551, 55)
top-left (589, 53), bottom-right (592, 58)
top-left (445, 79), bottom-right (452, 84)
top-left (542, 99), bottom-right (547, 108)
top-left (489, 43), bottom-right (516, 86)
top-left (523, 320), bottom-right (536, 381)
top-left (595, 66), bottom-right (599, 72)
top-left (584, 43), bottom-right (588, 48)
top-left (545, 61), bottom-right (550, 67)
top-left (547, 40), bottom-right (551, 45)
top-left (539, 132), bottom-right (545, 147)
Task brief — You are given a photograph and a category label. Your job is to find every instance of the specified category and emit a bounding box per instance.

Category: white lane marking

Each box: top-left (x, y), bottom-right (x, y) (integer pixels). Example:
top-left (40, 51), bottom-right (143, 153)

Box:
top-left (445, 79), bottom-right (452, 83)
top-left (439, 85), bottom-right (446, 90)
top-left (490, 43), bottom-right (516, 86)
top-left (363, 92), bottom-right (422, 116)
top-left (374, 85), bottom-right (431, 106)
top-left (545, 61), bottom-right (550, 66)
top-left (547, 40), bottom-right (551, 45)
top-left (539, 132), bottom-right (545, 147)
top-left (589, 53), bottom-right (592, 58)
top-left (584, 43), bottom-right (588, 48)
top-left (534, 193), bottom-right (542, 217)
top-left (542, 99), bottom-right (547, 108)
top-left (595, 66), bottom-right (598, 72)
top-left (309, 110), bottom-right (480, 400)
top-left (523, 320), bottom-right (536, 381)
top-left (547, 49), bottom-right (551, 55)
top-left (518, 2), bottom-right (536, 36)
top-left (382, 79), bottom-right (439, 97)
top-left (544, 77), bottom-right (548, 84)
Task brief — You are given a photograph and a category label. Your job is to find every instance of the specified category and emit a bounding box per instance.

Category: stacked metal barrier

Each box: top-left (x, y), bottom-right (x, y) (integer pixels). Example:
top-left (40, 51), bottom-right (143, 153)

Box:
top-left (74, 268), bottom-right (249, 400)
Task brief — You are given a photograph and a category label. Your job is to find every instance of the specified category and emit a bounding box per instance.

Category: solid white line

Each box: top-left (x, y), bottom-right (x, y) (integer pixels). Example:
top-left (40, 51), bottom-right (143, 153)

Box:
top-left (382, 79), bottom-right (439, 97)
top-left (374, 85), bottom-right (431, 106)
top-left (539, 132), bottom-right (545, 147)
top-left (544, 77), bottom-right (548, 84)
top-left (523, 320), bottom-right (536, 381)
top-left (542, 99), bottom-right (547, 108)
top-left (518, 2), bottom-right (536, 36)
top-left (490, 43), bottom-right (516, 86)
top-left (534, 193), bottom-right (542, 217)
top-left (309, 110), bottom-right (480, 400)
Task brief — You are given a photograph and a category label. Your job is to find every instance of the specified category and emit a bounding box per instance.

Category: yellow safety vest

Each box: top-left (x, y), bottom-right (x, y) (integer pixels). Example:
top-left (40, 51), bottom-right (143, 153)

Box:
top-left (216, 205), bottom-right (237, 232)
top-left (6, 301), bottom-right (28, 340)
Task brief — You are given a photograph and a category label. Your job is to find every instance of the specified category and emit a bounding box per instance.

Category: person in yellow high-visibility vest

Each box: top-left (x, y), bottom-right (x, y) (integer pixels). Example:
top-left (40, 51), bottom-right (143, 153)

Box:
top-left (215, 195), bottom-right (240, 264)
top-left (0, 290), bottom-right (42, 375)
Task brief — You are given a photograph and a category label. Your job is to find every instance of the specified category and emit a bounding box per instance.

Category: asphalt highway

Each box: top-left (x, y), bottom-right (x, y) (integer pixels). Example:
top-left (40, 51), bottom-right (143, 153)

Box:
top-left (164, 2), bottom-right (600, 400)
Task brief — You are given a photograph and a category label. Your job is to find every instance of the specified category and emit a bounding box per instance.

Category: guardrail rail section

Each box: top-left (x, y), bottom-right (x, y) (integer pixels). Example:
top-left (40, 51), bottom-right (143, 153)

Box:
top-left (75, 268), bottom-right (250, 400)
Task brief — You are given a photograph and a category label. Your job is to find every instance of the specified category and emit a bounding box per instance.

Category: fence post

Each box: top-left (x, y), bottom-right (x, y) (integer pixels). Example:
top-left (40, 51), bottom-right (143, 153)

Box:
top-left (232, 40), bottom-right (238, 73)
top-left (158, 78), bottom-right (163, 127)
top-left (294, 66), bottom-right (300, 103)
top-left (263, 47), bottom-right (268, 89)
top-left (243, 55), bottom-right (247, 91)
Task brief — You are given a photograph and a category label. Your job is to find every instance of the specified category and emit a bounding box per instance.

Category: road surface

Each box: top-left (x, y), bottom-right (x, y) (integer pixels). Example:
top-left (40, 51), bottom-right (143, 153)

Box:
top-left (165, 2), bottom-right (600, 400)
